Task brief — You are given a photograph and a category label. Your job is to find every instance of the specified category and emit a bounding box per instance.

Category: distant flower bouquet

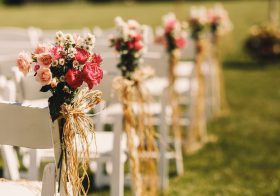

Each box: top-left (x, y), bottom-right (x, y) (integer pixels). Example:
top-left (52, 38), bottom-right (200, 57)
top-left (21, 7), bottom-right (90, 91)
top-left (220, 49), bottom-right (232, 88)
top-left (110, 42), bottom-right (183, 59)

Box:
top-left (188, 6), bottom-right (208, 40)
top-left (208, 4), bottom-right (233, 36)
top-left (245, 25), bottom-right (280, 61)
top-left (17, 31), bottom-right (103, 121)
top-left (160, 13), bottom-right (187, 53)
top-left (110, 17), bottom-right (145, 79)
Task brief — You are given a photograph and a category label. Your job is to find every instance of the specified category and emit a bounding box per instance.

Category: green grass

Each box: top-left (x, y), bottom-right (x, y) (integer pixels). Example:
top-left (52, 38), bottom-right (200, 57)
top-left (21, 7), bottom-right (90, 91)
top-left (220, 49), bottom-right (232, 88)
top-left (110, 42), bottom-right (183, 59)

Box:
top-left (1, 0), bottom-right (280, 195)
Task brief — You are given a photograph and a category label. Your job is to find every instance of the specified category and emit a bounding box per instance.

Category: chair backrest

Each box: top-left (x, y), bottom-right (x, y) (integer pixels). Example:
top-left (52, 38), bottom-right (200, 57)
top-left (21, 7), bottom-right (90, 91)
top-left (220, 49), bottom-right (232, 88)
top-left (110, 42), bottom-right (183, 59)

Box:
top-left (0, 103), bottom-right (53, 149)
top-left (0, 55), bottom-right (18, 79)
top-left (13, 70), bottom-right (50, 101)
top-left (95, 71), bottom-right (119, 105)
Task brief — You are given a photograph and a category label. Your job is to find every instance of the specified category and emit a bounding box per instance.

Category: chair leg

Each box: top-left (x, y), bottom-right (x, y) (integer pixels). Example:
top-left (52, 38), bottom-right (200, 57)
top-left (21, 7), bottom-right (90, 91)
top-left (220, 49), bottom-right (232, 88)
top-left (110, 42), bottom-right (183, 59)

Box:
top-left (111, 115), bottom-right (124, 196)
top-left (95, 161), bottom-right (105, 188)
top-left (28, 149), bottom-right (40, 180)
top-left (174, 138), bottom-right (184, 175)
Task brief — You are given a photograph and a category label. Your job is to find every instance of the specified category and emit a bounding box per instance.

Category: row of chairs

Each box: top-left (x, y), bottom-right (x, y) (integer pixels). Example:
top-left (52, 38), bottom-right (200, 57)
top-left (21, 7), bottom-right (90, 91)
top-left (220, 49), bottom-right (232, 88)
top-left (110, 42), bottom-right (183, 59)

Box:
top-left (0, 26), bottom-right (216, 196)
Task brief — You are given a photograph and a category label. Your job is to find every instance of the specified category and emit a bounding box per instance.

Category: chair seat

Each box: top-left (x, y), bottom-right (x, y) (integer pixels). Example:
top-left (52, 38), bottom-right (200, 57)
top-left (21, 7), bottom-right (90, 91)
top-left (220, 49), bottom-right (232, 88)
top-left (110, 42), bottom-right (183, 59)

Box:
top-left (175, 61), bottom-right (194, 77)
top-left (0, 180), bottom-right (41, 196)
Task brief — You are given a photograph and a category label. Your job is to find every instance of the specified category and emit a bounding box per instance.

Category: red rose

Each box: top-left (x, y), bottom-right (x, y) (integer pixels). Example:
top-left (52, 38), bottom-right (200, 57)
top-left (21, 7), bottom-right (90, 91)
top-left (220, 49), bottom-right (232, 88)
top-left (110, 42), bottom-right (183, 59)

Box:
top-left (127, 42), bottom-right (134, 50)
top-left (82, 62), bottom-right (103, 89)
top-left (91, 53), bottom-right (103, 65)
top-left (134, 41), bottom-right (143, 50)
top-left (75, 48), bottom-right (90, 64)
top-left (133, 34), bottom-right (142, 42)
top-left (175, 37), bottom-right (186, 49)
top-left (65, 68), bottom-right (83, 89)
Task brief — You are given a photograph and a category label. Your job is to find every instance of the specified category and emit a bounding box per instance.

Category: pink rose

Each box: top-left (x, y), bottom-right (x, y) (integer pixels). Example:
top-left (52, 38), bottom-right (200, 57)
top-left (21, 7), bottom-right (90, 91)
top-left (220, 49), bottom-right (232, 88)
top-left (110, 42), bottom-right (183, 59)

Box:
top-left (75, 48), bottom-right (90, 64)
top-left (82, 62), bottom-right (103, 89)
top-left (37, 53), bottom-right (53, 67)
top-left (50, 46), bottom-right (63, 61)
top-left (133, 34), bottom-right (142, 42)
top-left (34, 44), bottom-right (50, 54)
top-left (175, 36), bottom-right (186, 49)
top-left (36, 67), bottom-right (52, 85)
top-left (165, 19), bottom-right (177, 33)
top-left (91, 53), bottom-right (103, 65)
top-left (65, 68), bottom-right (83, 89)
top-left (34, 64), bottom-right (40, 72)
top-left (134, 41), bottom-right (143, 51)
top-left (16, 52), bottom-right (32, 75)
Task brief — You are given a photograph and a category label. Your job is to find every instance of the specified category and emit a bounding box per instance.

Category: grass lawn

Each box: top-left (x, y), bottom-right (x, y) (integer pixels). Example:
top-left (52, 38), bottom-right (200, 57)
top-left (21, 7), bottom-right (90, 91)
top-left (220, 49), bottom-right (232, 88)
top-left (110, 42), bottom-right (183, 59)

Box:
top-left (1, 0), bottom-right (280, 195)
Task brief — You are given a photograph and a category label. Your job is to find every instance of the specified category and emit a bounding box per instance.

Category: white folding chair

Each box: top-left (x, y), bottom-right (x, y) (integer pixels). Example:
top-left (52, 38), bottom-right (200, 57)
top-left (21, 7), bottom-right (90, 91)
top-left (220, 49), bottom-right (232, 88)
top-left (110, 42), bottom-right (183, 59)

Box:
top-left (0, 102), bottom-right (57, 196)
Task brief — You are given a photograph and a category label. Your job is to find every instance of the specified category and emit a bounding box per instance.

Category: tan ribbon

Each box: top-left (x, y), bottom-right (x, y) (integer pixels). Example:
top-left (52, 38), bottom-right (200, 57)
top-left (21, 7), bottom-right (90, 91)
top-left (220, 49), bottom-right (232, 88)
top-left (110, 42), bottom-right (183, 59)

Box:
top-left (59, 88), bottom-right (102, 196)
top-left (113, 67), bottom-right (158, 196)
top-left (185, 38), bottom-right (207, 154)
top-left (211, 33), bottom-right (229, 116)
top-left (168, 50), bottom-right (182, 146)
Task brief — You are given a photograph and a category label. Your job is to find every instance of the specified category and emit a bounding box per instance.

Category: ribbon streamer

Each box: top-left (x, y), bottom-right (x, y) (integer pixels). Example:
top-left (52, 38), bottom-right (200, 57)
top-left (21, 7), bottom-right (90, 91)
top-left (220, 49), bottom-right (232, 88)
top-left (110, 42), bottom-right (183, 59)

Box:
top-left (168, 49), bottom-right (182, 147)
top-left (58, 88), bottom-right (102, 196)
top-left (185, 38), bottom-right (208, 154)
top-left (113, 67), bottom-right (158, 196)
top-left (211, 33), bottom-right (229, 116)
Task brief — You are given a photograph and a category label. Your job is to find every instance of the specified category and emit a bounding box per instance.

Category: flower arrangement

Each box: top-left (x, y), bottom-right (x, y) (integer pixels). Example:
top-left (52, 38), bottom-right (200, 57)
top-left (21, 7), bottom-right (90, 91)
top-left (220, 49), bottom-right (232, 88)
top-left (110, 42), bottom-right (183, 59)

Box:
top-left (110, 17), bottom-right (145, 79)
top-left (111, 17), bottom-right (158, 196)
top-left (17, 32), bottom-right (104, 196)
top-left (188, 6), bottom-right (209, 40)
top-left (17, 31), bottom-right (103, 121)
top-left (161, 13), bottom-right (187, 53)
top-left (208, 4), bottom-right (232, 36)
top-left (245, 24), bottom-right (280, 61)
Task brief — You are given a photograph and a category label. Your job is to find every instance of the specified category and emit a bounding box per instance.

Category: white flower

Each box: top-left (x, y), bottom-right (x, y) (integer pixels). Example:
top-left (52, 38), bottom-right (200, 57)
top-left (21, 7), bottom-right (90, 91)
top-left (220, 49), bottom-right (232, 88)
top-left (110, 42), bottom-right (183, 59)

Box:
top-left (56, 31), bottom-right (64, 40)
top-left (115, 16), bottom-right (125, 27)
top-left (60, 75), bottom-right (65, 82)
top-left (64, 33), bottom-right (74, 44)
top-left (52, 60), bottom-right (59, 67)
top-left (73, 60), bottom-right (79, 69)
top-left (128, 19), bottom-right (140, 29)
top-left (59, 58), bottom-right (65, 65)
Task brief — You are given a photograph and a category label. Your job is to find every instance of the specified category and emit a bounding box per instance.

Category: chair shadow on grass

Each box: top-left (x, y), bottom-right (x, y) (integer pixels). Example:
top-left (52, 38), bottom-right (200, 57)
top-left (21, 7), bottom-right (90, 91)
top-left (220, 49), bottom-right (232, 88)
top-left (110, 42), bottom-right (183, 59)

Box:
top-left (223, 60), bottom-right (280, 71)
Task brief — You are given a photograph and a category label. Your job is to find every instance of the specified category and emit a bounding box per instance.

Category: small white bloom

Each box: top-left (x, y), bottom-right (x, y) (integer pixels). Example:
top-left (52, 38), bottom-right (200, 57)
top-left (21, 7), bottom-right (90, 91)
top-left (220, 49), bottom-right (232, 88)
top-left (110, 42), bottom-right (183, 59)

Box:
top-left (60, 75), bottom-right (65, 82)
top-left (56, 31), bottom-right (64, 39)
top-left (73, 60), bottom-right (79, 68)
top-left (59, 58), bottom-right (65, 65)
top-left (52, 60), bottom-right (59, 67)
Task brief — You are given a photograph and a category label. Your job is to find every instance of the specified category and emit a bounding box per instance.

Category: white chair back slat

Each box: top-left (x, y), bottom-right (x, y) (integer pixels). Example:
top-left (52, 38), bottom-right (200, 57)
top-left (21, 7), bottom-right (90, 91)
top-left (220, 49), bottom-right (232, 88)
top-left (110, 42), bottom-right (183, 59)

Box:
top-left (0, 103), bottom-right (52, 149)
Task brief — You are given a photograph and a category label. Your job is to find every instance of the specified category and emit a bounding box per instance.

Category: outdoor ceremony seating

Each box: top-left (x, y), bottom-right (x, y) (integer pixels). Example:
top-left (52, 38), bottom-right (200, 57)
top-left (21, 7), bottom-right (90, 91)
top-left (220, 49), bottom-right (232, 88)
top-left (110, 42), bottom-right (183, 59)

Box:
top-left (0, 23), bottom-right (219, 196)
top-left (0, 102), bottom-right (57, 196)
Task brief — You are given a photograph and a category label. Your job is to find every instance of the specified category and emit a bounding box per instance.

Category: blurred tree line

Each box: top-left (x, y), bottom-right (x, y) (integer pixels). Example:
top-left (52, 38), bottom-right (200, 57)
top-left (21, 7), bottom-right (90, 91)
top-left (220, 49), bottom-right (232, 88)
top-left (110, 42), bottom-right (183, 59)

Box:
top-left (2, 0), bottom-right (251, 6)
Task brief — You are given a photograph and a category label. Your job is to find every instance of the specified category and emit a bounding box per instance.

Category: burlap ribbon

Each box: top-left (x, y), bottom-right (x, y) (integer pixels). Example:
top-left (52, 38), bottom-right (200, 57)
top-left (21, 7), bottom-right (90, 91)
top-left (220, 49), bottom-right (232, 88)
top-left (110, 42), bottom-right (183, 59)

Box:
top-left (211, 33), bottom-right (229, 116)
top-left (58, 88), bottom-right (102, 196)
top-left (185, 38), bottom-right (207, 154)
top-left (168, 49), bottom-right (182, 145)
top-left (113, 67), bottom-right (158, 196)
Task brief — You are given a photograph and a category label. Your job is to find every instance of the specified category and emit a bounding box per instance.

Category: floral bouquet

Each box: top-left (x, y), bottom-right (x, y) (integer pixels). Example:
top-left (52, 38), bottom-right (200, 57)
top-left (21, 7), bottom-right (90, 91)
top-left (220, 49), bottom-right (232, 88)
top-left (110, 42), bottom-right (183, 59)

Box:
top-left (161, 13), bottom-right (187, 53)
top-left (110, 17), bottom-right (158, 196)
top-left (17, 31), bottom-right (103, 195)
top-left (188, 6), bottom-right (208, 40)
top-left (208, 4), bottom-right (233, 36)
top-left (110, 16), bottom-right (145, 79)
top-left (17, 31), bottom-right (103, 121)
top-left (245, 24), bottom-right (280, 61)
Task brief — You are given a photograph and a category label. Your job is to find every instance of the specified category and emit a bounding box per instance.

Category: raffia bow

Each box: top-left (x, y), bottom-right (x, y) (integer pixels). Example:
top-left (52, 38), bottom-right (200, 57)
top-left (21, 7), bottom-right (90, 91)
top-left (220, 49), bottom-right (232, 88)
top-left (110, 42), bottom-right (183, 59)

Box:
top-left (58, 88), bottom-right (102, 196)
top-left (113, 67), bottom-right (158, 196)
